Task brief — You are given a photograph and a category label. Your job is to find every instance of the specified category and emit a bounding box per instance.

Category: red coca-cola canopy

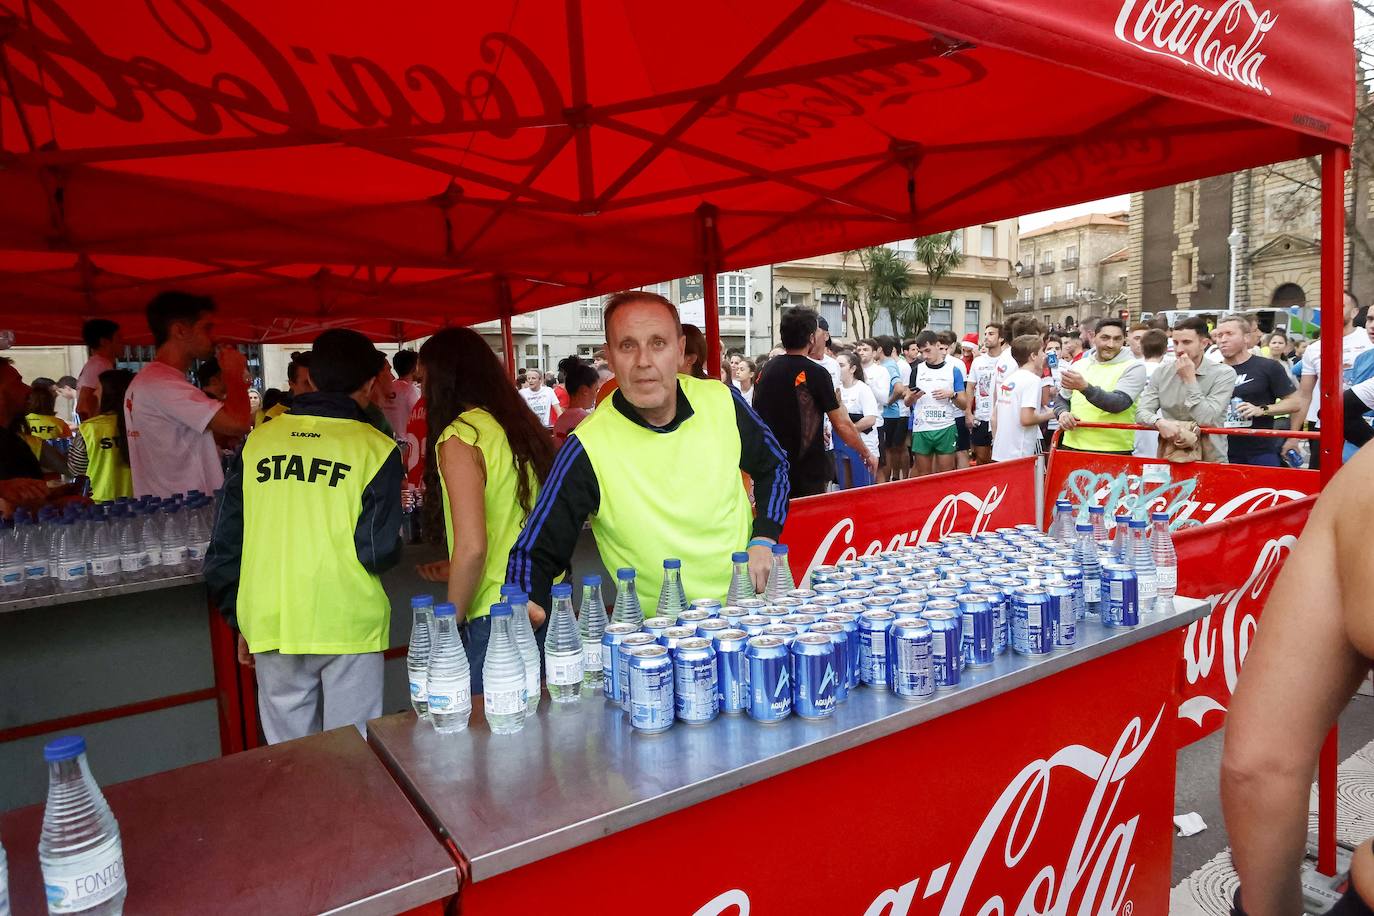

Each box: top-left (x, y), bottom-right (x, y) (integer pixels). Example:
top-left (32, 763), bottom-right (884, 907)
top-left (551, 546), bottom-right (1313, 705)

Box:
top-left (0, 0), bottom-right (1354, 343)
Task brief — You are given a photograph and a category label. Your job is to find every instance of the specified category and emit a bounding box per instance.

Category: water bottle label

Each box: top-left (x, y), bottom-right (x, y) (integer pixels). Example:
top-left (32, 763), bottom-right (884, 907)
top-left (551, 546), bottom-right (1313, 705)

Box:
top-left (486, 688), bottom-right (523, 716)
top-left (547, 652), bottom-right (583, 686)
top-left (1157, 565), bottom-right (1177, 590)
top-left (1083, 580), bottom-right (1102, 603)
top-left (426, 677), bottom-right (470, 714)
top-left (41, 835), bottom-right (125, 913)
top-left (582, 642), bottom-right (602, 671)
top-left (91, 557), bottom-right (119, 577)
top-left (120, 554), bottom-right (142, 573)
top-left (24, 563), bottom-right (48, 579)
top-left (57, 563), bottom-right (88, 583)
top-left (408, 673), bottom-right (427, 702)
top-left (187, 544), bottom-right (205, 561)
top-left (141, 549), bottom-right (160, 568)
top-left (164, 546), bottom-right (189, 564)
top-left (0, 566), bottom-right (21, 586)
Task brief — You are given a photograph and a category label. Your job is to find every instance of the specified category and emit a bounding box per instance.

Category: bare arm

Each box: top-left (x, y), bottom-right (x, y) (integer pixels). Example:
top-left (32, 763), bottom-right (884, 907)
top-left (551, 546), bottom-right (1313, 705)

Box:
top-left (1222, 455), bottom-right (1374, 915)
top-left (76, 387), bottom-right (99, 422)
top-left (1283, 373), bottom-right (1317, 452)
top-left (438, 437), bottom-right (488, 616)
top-left (207, 347), bottom-right (252, 438)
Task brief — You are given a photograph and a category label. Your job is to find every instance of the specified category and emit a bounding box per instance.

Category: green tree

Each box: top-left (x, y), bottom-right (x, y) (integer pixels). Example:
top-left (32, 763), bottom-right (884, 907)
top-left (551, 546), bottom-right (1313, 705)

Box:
top-left (902, 232), bottom-right (964, 336)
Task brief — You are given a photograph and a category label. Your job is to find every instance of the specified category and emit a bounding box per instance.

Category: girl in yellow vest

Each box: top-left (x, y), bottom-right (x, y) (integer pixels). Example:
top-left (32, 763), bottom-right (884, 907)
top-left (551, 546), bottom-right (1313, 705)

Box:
top-left (25, 378), bottom-right (73, 441)
top-left (67, 369), bottom-right (134, 502)
top-left (418, 328), bottom-right (554, 693)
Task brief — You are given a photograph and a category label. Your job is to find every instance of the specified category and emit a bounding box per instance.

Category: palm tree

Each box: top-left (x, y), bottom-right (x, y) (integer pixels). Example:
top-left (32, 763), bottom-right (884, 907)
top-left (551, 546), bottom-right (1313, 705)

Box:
top-left (904, 231), bottom-right (963, 335)
top-left (858, 246), bottom-right (913, 338)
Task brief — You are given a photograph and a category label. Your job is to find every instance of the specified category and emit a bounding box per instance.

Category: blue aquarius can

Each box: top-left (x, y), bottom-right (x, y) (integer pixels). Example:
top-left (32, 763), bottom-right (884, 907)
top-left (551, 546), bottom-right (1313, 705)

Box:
top-left (762, 623), bottom-right (798, 646)
top-left (1103, 562), bottom-right (1140, 628)
top-left (785, 588), bottom-right (818, 602)
top-left (822, 612), bottom-right (861, 688)
top-left (618, 633), bottom-right (659, 710)
top-left (677, 608), bottom-right (712, 628)
top-left (737, 614), bottom-right (770, 637)
top-left (658, 625), bottom-right (697, 658)
top-left (956, 594), bottom-right (996, 668)
top-left (809, 621), bottom-right (849, 704)
top-left (1061, 566), bottom-right (1087, 621)
top-left (628, 645), bottom-right (675, 733)
top-left (601, 623), bottom-right (640, 704)
top-left (761, 607), bottom-right (791, 623)
top-left (921, 602), bottom-right (962, 690)
top-left (772, 597), bottom-right (804, 611)
top-left (711, 628), bottom-right (750, 715)
top-left (642, 616), bottom-right (674, 638)
top-left (736, 598), bottom-right (770, 614)
top-left (891, 617), bottom-right (935, 700)
top-left (926, 586), bottom-right (960, 604)
top-left (810, 595), bottom-right (842, 611)
top-left (810, 565), bottom-right (841, 583)
top-left (673, 637), bottom-right (719, 725)
top-left (968, 583), bottom-right (1007, 656)
top-left (1046, 578), bottom-right (1077, 648)
top-left (746, 635), bottom-right (792, 723)
top-left (689, 597), bottom-right (723, 614)
top-left (857, 609), bottom-right (896, 688)
top-left (695, 617), bottom-right (730, 640)
top-left (791, 633), bottom-right (839, 719)
top-left (782, 613), bottom-right (817, 634)
top-left (813, 581), bottom-right (846, 596)
top-left (721, 605), bottom-right (747, 627)
top-left (837, 559), bottom-right (865, 573)
top-left (1011, 588), bottom-right (1054, 656)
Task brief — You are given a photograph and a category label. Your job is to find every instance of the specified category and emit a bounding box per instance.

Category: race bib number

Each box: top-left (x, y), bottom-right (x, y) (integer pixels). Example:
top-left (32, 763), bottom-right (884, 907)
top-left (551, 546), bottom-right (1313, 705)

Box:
top-left (922, 405), bottom-right (948, 424)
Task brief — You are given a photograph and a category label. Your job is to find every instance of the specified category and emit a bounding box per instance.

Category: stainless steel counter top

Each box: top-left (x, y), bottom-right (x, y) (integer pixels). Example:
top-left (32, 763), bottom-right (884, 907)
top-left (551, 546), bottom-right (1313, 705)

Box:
top-left (0, 573), bottom-right (203, 615)
top-left (1, 727), bottom-right (459, 915)
top-left (369, 596), bottom-right (1210, 882)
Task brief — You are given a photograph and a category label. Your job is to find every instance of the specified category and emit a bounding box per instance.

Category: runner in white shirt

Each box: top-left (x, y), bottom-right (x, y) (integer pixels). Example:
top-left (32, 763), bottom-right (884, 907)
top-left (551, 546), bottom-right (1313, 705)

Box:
top-left (836, 351), bottom-right (880, 461)
top-left (905, 330), bottom-right (967, 477)
top-left (991, 335), bottom-right (1054, 461)
top-left (1132, 328), bottom-right (1170, 458)
top-left (381, 349), bottom-right (421, 438)
top-left (75, 318), bottom-right (122, 422)
top-left (519, 368), bottom-right (560, 428)
top-left (1288, 292), bottom-right (1374, 468)
top-left (966, 322), bottom-right (1016, 465)
top-left (856, 338), bottom-right (889, 437)
top-left (125, 292), bottom-right (252, 498)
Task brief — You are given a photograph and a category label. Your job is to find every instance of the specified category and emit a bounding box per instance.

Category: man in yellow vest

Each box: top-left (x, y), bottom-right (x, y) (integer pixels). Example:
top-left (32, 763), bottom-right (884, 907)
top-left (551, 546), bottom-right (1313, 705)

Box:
top-left (1053, 318), bottom-right (1147, 455)
top-left (508, 291), bottom-right (790, 619)
top-left (205, 329), bottom-right (403, 744)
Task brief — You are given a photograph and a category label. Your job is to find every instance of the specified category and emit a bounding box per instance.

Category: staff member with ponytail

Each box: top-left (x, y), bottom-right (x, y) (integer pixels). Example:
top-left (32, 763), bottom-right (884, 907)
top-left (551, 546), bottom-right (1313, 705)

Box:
top-left (67, 369), bottom-right (134, 502)
top-left (419, 327), bottom-right (554, 692)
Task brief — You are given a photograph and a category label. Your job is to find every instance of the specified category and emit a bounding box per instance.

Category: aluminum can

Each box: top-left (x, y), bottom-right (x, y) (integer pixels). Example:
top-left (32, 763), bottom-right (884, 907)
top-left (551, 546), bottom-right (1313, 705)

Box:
top-left (861, 595), bottom-right (896, 613)
top-left (781, 613), bottom-right (817, 634)
top-left (809, 621), bottom-right (849, 704)
top-left (746, 635), bottom-right (792, 723)
top-left (1011, 588), bottom-right (1054, 656)
top-left (689, 598), bottom-right (723, 616)
top-left (813, 581), bottom-right (846, 596)
top-left (890, 617), bottom-right (935, 700)
top-left (838, 588), bottom-right (870, 603)
top-left (1103, 562), bottom-right (1140, 627)
top-left (1047, 578), bottom-right (1077, 648)
top-left (956, 594), bottom-right (996, 668)
top-left (642, 616), bottom-right (674, 637)
top-left (735, 598), bottom-right (770, 614)
top-left (1061, 566), bottom-right (1087, 620)
top-left (657, 625), bottom-right (696, 660)
top-left (677, 608), bottom-right (712, 628)
top-left (967, 583), bottom-right (1008, 656)
top-left (737, 614), bottom-right (770, 637)
top-left (810, 595), bottom-right (842, 611)
top-left (673, 637), bottom-right (719, 725)
top-left (926, 586), bottom-right (960, 605)
top-left (791, 633), bottom-right (839, 719)
top-left (810, 565), bottom-right (841, 583)
top-left (618, 633), bottom-right (659, 710)
top-left (710, 628), bottom-right (750, 715)
top-left (836, 559), bottom-right (865, 572)
top-left (857, 609), bottom-right (896, 688)
top-left (720, 605), bottom-right (747, 627)
top-left (762, 623), bottom-right (798, 646)
top-left (921, 602), bottom-right (961, 689)
top-left (822, 612), bottom-right (861, 689)
top-left (890, 601), bottom-right (924, 620)
top-left (772, 596), bottom-right (804, 611)
top-left (761, 607), bottom-right (791, 622)
top-left (871, 576), bottom-right (902, 590)
top-left (601, 622), bottom-right (640, 704)
top-left (628, 645), bottom-right (674, 733)
top-left (785, 588), bottom-right (818, 602)
top-left (695, 617), bottom-right (730, 639)
top-left (826, 571), bottom-right (856, 585)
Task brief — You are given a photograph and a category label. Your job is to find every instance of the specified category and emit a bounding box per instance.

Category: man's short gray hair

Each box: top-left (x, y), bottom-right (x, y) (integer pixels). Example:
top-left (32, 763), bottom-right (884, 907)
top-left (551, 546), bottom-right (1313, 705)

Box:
top-left (1217, 312), bottom-right (1254, 332)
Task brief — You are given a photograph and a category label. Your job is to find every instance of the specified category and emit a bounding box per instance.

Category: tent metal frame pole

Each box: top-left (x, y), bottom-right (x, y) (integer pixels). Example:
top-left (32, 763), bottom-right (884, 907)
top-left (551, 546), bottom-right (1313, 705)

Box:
top-left (1315, 144), bottom-right (1349, 879)
top-left (699, 204), bottom-right (722, 378)
top-left (498, 276), bottom-right (517, 383)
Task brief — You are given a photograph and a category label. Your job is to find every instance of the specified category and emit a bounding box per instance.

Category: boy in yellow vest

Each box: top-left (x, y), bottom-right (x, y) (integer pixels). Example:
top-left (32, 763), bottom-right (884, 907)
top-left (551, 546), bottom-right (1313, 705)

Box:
top-left (1053, 318), bottom-right (1147, 455)
top-left (206, 330), bottom-right (403, 744)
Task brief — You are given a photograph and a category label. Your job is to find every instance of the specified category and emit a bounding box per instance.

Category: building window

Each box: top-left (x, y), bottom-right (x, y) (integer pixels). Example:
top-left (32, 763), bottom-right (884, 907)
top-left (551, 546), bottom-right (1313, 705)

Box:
top-left (523, 343), bottom-right (547, 371)
top-left (980, 226), bottom-right (996, 258)
top-left (718, 273), bottom-right (748, 316)
top-left (964, 300), bottom-right (981, 331)
top-left (818, 292), bottom-right (847, 337)
top-left (1066, 245), bottom-right (1078, 260)
top-left (1022, 287), bottom-right (1033, 303)
top-left (1065, 281), bottom-right (1076, 298)
top-left (577, 344), bottom-right (598, 360)
top-left (1041, 249), bottom-right (1054, 268)
top-left (1042, 286), bottom-right (1053, 303)
top-left (950, 231), bottom-right (964, 254)
top-left (579, 298), bottom-right (603, 332)
top-left (928, 299), bottom-right (954, 332)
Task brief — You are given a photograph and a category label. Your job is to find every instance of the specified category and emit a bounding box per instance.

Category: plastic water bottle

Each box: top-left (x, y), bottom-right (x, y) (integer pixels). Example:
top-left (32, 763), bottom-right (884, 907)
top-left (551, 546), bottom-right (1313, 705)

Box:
top-left (1110, 513), bottom-right (1131, 560)
top-left (114, 508), bottom-right (143, 583)
top-left (406, 595), bottom-right (435, 719)
top-left (1128, 518), bottom-right (1157, 611)
top-left (611, 567), bottom-right (643, 627)
top-left (138, 507), bottom-right (163, 579)
top-left (1150, 512), bottom-right (1177, 612)
top-left (1048, 500), bottom-right (1074, 542)
top-left (578, 576), bottom-right (608, 689)
top-left (1089, 505), bottom-right (1109, 546)
top-left (0, 521), bottom-right (23, 598)
top-left (16, 511), bottom-right (51, 597)
top-left (0, 829), bottom-right (8, 916)
top-left (88, 511), bottom-right (120, 588)
top-left (38, 736), bottom-right (127, 916)
top-left (482, 603), bottom-right (527, 734)
top-left (184, 498), bottom-right (211, 572)
top-left (656, 558), bottom-right (687, 620)
top-left (54, 519), bottom-right (89, 593)
top-left (1074, 522), bottom-right (1103, 615)
top-left (726, 551), bottom-right (755, 604)
top-left (160, 504), bottom-right (189, 575)
top-left (501, 586), bottom-right (541, 713)
top-left (544, 583), bottom-right (583, 703)
top-left (765, 544), bottom-right (795, 602)
top-left (426, 602), bottom-right (472, 734)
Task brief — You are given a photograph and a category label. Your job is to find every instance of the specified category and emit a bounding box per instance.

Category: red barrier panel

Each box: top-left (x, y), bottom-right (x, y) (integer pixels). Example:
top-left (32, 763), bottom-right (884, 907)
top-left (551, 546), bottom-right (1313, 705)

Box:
top-left (1172, 496), bottom-right (1316, 748)
top-left (781, 458), bottom-right (1039, 583)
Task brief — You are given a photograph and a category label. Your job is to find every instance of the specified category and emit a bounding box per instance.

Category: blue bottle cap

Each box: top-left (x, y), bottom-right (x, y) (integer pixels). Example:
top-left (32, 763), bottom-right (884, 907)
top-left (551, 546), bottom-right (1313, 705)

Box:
top-left (1076, 523), bottom-right (1093, 532)
top-left (490, 602), bottom-right (512, 618)
top-left (1089, 505), bottom-right (1105, 514)
top-left (433, 602), bottom-right (457, 618)
top-left (506, 590), bottom-right (528, 604)
top-left (771, 544), bottom-right (789, 555)
top-left (1129, 518), bottom-right (1147, 528)
top-left (552, 583), bottom-right (573, 598)
top-left (583, 574), bottom-right (603, 586)
top-left (663, 558), bottom-right (681, 569)
top-left (499, 584), bottom-right (522, 597)
top-left (44, 735), bottom-right (86, 763)
top-left (731, 551), bottom-right (748, 563)
top-left (616, 567), bottom-right (635, 581)
top-left (1151, 512), bottom-right (1169, 521)
top-left (1056, 500), bottom-right (1072, 508)
top-left (410, 594), bottom-right (434, 608)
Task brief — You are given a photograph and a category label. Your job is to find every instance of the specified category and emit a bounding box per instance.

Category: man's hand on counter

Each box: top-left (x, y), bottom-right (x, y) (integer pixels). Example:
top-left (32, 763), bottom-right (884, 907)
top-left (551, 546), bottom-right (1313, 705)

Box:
top-left (526, 601), bottom-right (548, 630)
top-left (236, 634), bottom-right (254, 667)
top-left (415, 560), bottom-right (450, 583)
top-left (747, 543), bottom-right (773, 594)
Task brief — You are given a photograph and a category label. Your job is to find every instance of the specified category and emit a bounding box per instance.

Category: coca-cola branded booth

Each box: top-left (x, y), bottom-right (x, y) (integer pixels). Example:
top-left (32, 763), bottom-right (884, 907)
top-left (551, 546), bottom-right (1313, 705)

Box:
top-left (0, 0), bottom-right (1357, 913)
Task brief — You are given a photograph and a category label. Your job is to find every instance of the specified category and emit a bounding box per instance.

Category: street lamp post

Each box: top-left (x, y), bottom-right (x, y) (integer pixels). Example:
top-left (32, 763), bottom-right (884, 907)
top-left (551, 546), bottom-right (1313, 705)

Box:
top-left (1227, 227), bottom-right (1244, 311)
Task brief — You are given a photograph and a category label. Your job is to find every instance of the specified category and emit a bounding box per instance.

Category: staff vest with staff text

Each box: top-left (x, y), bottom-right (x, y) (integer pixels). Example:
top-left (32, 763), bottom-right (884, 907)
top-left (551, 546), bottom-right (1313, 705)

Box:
top-left (236, 410), bottom-right (398, 654)
top-left (573, 375), bottom-right (752, 612)
top-left (78, 414), bottom-right (132, 502)
top-left (1063, 358), bottom-right (1136, 453)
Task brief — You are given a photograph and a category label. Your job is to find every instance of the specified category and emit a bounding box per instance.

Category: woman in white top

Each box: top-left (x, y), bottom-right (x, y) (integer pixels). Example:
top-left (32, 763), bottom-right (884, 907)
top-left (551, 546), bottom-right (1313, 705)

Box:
top-left (837, 352), bottom-right (880, 487)
top-left (733, 358), bottom-right (758, 406)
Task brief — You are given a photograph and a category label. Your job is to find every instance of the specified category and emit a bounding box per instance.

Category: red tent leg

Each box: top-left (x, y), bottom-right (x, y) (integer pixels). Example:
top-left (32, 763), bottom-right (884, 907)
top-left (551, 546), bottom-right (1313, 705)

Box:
top-left (500, 314), bottom-right (516, 383)
top-left (698, 205), bottom-right (722, 378)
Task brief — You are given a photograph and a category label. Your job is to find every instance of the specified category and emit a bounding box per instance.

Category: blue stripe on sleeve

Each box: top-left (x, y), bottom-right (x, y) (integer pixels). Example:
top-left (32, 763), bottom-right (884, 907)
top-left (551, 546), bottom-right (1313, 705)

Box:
top-left (731, 385), bottom-right (790, 525)
top-left (507, 436), bottom-right (585, 590)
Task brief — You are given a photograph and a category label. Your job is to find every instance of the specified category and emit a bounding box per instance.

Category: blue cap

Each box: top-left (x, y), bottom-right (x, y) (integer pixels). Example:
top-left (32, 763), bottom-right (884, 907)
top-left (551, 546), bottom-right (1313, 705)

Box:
top-left (1129, 518), bottom-right (1147, 528)
top-left (1076, 523), bottom-right (1093, 532)
top-left (44, 735), bottom-right (86, 763)
top-left (1089, 505), bottom-right (1105, 514)
top-left (499, 584), bottom-right (522, 598)
top-left (771, 544), bottom-right (789, 555)
top-left (410, 595), bottom-right (434, 608)
top-left (616, 568), bottom-right (635, 581)
top-left (663, 558), bottom-right (681, 569)
top-left (1151, 512), bottom-right (1169, 521)
top-left (732, 551), bottom-right (748, 562)
top-left (583, 574), bottom-right (603, 586)
top-left (1056, 500), bottom-right (1072, 508)
top-left (433, 602), bottom-right (457, 618)
top-left (490, 602), bottom-right (512, 618)
top-left (506, 590), bottom-right (528, 604)
top-left (552, 583), bottom-right (572, 598)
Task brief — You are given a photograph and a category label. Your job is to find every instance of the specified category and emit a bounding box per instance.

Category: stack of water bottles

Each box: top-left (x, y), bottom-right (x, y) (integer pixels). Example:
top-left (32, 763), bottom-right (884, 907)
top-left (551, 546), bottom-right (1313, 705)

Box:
top-left (0, 492), bottom-right (217, 601)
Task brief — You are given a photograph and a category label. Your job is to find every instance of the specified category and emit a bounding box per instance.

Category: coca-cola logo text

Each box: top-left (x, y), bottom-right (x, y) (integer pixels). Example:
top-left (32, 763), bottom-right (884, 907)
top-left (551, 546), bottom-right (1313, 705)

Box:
top-left (1113, 0), bottom-right (1278, 95)
top-left (1058, 468), bottom-right (1305, 528)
